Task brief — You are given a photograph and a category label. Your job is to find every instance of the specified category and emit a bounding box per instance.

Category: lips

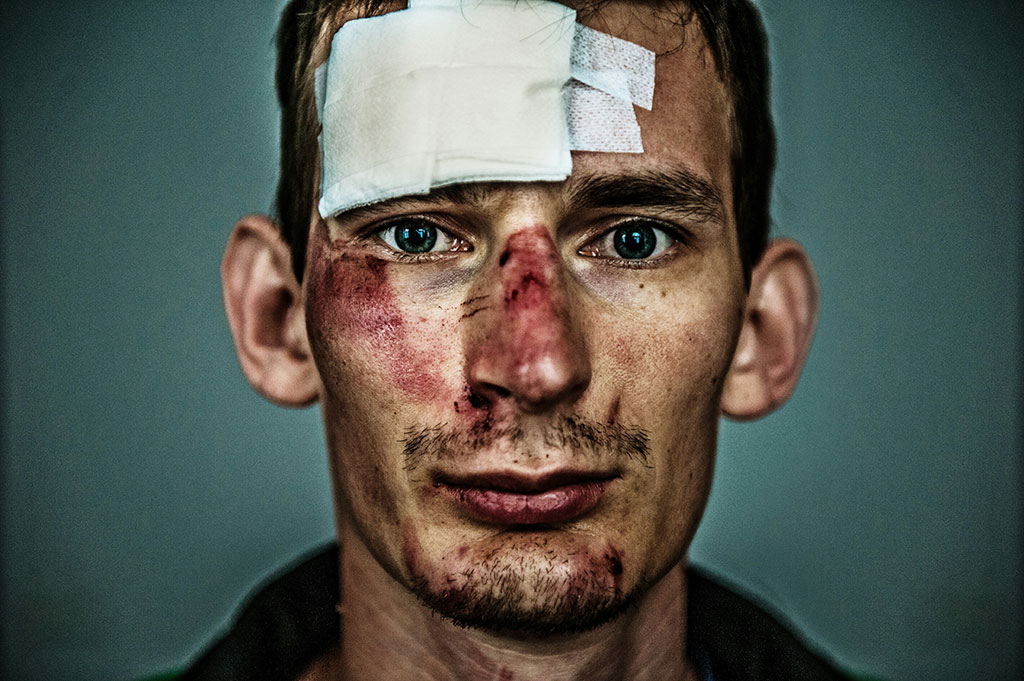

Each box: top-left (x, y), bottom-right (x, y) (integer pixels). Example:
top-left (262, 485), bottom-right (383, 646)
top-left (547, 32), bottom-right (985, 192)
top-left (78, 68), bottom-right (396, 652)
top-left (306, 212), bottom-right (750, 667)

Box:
top-left (435, 471), bottom-right (617, 525)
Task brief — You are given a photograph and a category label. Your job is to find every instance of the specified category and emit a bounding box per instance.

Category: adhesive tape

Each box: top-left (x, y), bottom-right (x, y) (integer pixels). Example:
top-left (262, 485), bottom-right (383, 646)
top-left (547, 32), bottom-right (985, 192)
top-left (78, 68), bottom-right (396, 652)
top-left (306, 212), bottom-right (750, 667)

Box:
top-left (317, 0), bottom-right (655, 217)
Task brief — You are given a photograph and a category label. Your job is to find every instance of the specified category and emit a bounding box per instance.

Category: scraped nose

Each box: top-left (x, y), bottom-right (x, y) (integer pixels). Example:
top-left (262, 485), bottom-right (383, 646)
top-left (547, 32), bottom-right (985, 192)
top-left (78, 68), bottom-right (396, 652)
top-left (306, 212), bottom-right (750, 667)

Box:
top-left (464, 227), bottom-right (592, 413)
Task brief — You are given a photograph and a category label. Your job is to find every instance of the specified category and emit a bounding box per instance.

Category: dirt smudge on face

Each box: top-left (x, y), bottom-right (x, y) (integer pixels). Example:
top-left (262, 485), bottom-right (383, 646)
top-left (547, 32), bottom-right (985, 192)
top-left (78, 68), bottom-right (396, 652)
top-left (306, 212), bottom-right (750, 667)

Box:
top-left (461, 386), bottom-right (494, 436)
top-left (592, 545), bottom-right (625, 594)
top-left (606, 396), bottom-right (621, 425)
top-left (558, 543), bottom-right (626, 598)
top-left (361, 461), bottom-right (398, 524)
top-left (401, 521), bottom-right (427, 581)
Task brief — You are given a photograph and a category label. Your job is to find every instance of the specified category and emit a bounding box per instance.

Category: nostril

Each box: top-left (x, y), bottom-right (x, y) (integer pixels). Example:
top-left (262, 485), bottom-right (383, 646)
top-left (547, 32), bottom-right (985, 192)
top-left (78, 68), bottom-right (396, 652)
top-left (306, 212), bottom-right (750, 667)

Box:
top-left (489, 385), bottom-right (512, 399)
top-left (466, 383), bottom-right (511, 408)
top-left (466, 386), bottom-right (512, 409)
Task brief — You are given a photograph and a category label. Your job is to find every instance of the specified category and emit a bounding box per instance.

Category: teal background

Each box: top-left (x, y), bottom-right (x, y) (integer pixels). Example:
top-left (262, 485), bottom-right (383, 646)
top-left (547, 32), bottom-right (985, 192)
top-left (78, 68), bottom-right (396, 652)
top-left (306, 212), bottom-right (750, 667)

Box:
top-left (1, 1), bottom-right (1021, 679)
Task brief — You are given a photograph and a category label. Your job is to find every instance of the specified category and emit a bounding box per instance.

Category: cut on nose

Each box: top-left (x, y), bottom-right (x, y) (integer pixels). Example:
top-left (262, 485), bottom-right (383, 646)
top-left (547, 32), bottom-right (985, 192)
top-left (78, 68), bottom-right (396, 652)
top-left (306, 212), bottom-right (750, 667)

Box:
top-left (464, 228), bottom-right (592, 413)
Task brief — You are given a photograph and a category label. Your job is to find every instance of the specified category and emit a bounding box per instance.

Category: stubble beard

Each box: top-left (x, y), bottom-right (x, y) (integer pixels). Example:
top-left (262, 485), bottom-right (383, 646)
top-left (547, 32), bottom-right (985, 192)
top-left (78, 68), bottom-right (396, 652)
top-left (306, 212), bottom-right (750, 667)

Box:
top-left (401, 415), bottom-right (652, 635)
top-left (407, 534), bottom-right (640, 636)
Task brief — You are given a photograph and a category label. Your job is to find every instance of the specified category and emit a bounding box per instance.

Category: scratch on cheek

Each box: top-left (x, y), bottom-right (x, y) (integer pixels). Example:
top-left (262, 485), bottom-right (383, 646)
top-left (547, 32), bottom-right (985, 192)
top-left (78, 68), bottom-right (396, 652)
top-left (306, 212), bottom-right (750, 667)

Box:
top-left (462, 295), bottom-right (489, 307)
top-left (460, 306), bottom-right (489, 321)
top-left (460, 293), bottom-right (492, 322)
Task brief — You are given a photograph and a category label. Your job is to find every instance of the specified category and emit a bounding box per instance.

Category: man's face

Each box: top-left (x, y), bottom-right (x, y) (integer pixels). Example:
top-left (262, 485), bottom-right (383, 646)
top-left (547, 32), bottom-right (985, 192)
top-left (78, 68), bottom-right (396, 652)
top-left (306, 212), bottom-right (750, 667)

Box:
top-left (304, 3), bottom-right (744, 633)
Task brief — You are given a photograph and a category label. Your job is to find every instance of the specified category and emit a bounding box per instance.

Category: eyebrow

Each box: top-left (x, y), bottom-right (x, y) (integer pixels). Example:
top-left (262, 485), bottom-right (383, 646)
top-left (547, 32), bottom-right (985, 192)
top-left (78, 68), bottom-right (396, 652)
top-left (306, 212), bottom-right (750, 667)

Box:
top-left (334, 168), bottom-right (725, 224)
top-left (334, 182), bottom-right (498, 222)
top-left (564, 168), bottom-right (726, 224)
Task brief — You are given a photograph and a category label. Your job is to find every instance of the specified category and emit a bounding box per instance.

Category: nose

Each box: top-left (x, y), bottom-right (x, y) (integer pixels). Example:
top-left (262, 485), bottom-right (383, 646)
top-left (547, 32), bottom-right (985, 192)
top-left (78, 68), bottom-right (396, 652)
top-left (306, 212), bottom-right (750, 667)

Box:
top-left (463, 227), bottom-right (592, 413)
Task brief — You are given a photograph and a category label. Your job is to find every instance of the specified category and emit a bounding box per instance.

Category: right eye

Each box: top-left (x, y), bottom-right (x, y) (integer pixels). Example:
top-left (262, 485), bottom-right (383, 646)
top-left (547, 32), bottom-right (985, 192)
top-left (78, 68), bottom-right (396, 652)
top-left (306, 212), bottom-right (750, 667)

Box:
top-left (376, 218), bottom-right (468, 255)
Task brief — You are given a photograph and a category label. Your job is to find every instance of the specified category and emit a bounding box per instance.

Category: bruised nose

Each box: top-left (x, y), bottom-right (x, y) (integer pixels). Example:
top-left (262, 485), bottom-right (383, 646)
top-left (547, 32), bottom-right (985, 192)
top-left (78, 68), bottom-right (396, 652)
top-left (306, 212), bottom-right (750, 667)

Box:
top-left (464, 227), bottom-right (592, 413)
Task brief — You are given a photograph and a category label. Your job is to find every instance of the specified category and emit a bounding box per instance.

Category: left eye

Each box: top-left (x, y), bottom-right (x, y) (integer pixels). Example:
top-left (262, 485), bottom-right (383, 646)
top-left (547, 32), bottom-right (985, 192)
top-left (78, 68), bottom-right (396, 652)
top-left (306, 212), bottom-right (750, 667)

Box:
top-left (581, 221), bottom-right (675, 260)
top-left (378, 219), bottom-right (458, 254)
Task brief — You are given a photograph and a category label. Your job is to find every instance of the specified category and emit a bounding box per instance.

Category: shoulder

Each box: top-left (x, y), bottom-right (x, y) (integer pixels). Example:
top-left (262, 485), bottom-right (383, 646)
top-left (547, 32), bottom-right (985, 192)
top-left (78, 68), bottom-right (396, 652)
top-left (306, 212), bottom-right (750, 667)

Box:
top-left (180, 544), bottom-right (340, 681)
top-left (176, 548), bottom-right (849, 681)
top-left (685, 565), bottom-right (850, 681)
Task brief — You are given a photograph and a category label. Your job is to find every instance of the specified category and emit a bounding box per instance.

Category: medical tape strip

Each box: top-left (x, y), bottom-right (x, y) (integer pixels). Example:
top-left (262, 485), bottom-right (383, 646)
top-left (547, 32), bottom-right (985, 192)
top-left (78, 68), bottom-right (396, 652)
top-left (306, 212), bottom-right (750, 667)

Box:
top-left (568, 23), bottom-right (654, 153)
top-left (317, 0), bottom-right (655, 218)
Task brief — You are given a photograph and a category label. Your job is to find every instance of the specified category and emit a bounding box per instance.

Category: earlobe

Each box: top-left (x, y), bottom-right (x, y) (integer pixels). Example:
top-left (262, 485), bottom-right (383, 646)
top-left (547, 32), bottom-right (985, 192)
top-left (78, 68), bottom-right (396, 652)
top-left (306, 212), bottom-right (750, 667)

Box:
top-left (720, 238), bottom-right (819, 421)
top-left (222, 214), bottom-right (321, 407)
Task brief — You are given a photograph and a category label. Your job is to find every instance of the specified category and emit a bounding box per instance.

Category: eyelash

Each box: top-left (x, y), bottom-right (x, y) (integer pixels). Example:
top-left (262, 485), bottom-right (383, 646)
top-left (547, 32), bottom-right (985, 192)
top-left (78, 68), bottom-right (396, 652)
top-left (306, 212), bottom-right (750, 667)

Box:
top-left (360, 215), bottom-right (692, 267)
top-left (364, 216), bottom-right (471, 261)
top-left (579, 218), bottom-right (693, 268)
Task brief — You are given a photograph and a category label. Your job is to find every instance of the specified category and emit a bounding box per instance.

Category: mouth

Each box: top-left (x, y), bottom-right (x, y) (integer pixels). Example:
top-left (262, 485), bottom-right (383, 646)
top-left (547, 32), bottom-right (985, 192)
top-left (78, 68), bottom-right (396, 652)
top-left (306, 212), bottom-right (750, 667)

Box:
top-left (434, 470), bottom-right (619, 525)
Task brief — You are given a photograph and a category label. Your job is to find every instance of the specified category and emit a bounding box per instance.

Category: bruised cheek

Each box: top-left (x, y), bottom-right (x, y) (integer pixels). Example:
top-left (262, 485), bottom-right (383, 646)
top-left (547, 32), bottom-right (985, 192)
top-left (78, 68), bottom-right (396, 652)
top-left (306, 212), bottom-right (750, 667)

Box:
top-left (306, 237), bottom-right (444, 402)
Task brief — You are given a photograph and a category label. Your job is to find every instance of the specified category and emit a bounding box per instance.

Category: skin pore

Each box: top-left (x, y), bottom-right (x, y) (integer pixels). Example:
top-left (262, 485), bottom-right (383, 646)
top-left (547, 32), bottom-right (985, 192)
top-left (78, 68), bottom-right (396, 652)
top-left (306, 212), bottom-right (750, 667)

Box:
top-left (221, 1), bottom-right (818, 680)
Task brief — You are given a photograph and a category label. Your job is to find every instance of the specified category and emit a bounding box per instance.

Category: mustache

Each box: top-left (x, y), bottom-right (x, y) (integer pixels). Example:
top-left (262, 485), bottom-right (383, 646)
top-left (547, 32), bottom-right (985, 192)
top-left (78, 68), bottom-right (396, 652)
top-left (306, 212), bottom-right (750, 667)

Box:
top-left (401, 414), bottom-right (651, 472)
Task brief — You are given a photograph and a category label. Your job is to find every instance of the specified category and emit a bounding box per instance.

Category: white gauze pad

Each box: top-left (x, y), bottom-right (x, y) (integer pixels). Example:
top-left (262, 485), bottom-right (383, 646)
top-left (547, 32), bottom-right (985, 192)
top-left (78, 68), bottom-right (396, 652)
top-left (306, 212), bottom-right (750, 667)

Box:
top-left (318, 0), bottom-right (655, 218)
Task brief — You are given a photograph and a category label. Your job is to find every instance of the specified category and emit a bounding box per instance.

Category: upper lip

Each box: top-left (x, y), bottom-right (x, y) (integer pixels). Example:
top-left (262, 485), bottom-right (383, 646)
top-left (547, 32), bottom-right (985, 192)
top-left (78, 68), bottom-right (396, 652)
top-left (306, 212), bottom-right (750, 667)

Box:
top-left (434, 469), bottom-right (620, 493)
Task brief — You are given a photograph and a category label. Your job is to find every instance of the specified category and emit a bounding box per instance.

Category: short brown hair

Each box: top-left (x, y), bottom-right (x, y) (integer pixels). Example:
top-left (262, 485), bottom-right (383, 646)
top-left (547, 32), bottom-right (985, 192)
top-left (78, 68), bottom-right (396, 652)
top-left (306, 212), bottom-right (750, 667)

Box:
top-left (273, 0), bottom-right (774, 286)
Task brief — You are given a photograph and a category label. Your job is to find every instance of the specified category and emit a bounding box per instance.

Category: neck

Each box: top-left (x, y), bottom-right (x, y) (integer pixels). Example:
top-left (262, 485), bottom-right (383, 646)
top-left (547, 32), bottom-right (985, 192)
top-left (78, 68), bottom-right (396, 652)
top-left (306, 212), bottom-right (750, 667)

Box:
top-left (304, 525), bottom-right (697, 681)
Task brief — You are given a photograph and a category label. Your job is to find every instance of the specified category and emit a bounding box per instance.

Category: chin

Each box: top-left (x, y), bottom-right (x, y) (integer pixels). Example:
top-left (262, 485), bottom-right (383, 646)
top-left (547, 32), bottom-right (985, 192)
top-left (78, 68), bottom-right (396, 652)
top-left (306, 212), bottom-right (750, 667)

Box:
top-left (404, 528), bottom-right (644, 636)
top-left (413, 576), bottom-right (637, 636)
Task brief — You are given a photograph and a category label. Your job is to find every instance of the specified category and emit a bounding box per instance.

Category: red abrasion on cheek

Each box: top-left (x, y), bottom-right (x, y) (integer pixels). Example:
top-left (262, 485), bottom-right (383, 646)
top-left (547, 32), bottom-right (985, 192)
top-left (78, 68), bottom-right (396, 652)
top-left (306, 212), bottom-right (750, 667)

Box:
top-left (307, 237), bottom-right (443, 401)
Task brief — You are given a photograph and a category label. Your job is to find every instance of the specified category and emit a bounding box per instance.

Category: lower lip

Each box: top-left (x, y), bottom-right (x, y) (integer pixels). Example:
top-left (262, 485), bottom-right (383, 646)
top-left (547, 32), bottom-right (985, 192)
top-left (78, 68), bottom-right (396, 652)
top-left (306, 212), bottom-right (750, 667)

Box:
top-left (440, 481), bottom-right (611, 525)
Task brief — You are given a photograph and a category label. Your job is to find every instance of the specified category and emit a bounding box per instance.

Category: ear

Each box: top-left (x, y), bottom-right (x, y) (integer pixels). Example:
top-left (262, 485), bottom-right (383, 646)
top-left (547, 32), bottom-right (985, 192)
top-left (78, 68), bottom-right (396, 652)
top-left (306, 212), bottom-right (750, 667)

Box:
top-left (221, 214), bottom-right (320, 407)
top-left (721, 238), bottom-right (819, 420)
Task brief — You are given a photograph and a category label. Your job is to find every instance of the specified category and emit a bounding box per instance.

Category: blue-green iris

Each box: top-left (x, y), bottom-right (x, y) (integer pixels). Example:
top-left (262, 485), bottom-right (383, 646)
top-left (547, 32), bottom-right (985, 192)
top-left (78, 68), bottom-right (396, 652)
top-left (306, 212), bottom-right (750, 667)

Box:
top-left (394, 222), bottom-right (438, 254)
top-left (613, 223), bottom-right (657, 259)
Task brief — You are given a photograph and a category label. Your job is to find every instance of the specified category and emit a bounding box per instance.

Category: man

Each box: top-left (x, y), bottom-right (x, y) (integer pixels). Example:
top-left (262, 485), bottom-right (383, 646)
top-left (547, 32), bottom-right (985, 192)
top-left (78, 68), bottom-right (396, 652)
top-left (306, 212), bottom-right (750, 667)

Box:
top-left (187, 0), bottom-right (838, 679)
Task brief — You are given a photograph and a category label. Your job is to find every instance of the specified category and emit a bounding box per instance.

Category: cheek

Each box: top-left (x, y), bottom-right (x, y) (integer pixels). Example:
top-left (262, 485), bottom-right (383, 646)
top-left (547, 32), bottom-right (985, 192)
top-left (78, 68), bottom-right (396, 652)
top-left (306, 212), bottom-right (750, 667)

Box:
top-left (305, 239), bottom-right (448, 404)
top-left (601, 306), bottom-right (736, 413)
top-left (358, 460), bottom-right (399, 524)
top-left (589, 296), bottom-right (739, 557)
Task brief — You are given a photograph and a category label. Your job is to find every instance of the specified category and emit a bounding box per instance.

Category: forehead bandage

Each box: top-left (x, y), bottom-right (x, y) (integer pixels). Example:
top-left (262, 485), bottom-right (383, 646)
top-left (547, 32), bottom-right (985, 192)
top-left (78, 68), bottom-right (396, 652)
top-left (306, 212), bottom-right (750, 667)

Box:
top-left (316, 0), bottom-right (656, 217)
